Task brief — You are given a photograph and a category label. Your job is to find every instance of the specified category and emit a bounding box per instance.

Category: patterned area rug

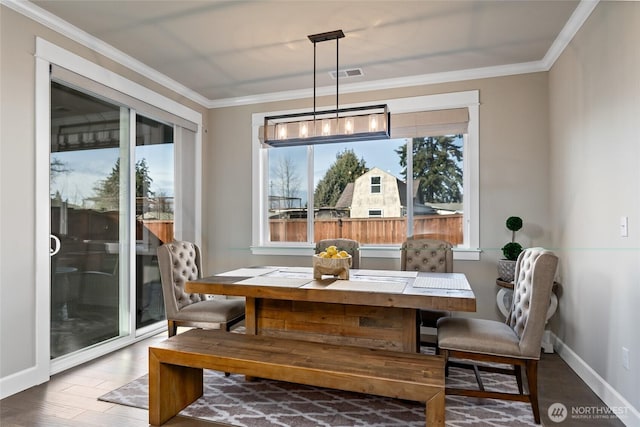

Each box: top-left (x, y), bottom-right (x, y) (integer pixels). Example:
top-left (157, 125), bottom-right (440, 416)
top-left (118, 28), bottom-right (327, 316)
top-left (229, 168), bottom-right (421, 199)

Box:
top-left (99, 349), bottom-right (538, 427)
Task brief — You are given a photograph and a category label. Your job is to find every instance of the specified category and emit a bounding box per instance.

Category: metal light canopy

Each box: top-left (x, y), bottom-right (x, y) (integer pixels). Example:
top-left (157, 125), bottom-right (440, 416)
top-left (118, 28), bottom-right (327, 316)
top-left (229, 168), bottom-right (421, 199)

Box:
top-left (264, 30), bottom-right (390, 148)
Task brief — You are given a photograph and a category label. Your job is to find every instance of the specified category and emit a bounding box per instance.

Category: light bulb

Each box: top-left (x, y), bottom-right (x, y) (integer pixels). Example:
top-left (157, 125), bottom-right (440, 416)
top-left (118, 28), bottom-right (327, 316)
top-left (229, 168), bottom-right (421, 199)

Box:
top-left (369, 115), bottom-right (378, 132)
top-left (277, 123), bottom-right (287, 139)
top-left (344, 118), bottom-right (354, 134)
top-left (322, 119), bottom-right (331, 136)
top-left (299, 122), bottom-right (309, 138)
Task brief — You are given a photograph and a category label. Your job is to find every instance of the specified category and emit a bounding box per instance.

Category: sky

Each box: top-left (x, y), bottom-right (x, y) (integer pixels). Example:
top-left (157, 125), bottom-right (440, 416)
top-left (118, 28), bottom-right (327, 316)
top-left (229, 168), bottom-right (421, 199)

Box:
top-left (50, 143), bottom-right (174, 207)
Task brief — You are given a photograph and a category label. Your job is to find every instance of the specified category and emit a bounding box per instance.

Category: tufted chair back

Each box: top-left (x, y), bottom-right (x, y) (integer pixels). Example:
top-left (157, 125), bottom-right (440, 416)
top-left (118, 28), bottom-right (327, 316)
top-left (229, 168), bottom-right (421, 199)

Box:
top-left (315, 238), bottom-right (361, 269)
top-left (401, 238), bottom-right (453, 272)
top-left (157, 240), bottom-right (206, 318)
top-left (507, 247), bottom-right (558, 358)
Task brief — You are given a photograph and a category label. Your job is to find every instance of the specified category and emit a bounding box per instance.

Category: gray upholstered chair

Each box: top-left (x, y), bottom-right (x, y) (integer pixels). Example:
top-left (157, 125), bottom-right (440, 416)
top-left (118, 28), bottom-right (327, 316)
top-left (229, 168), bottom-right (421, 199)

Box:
top-left (437, 247), bottom-right (558, 424)
top-left (315, 238), bottom-right (361, 269)
top-left (157, 240), bottom-right (245, 337)
top-left (401, 237), bottom-right (453, 346)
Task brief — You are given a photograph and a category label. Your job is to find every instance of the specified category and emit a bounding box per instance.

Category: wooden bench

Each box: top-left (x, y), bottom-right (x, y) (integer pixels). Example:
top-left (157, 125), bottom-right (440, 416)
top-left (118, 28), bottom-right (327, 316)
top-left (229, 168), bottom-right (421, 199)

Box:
top-left (149, 329), bottom-right (445, 426)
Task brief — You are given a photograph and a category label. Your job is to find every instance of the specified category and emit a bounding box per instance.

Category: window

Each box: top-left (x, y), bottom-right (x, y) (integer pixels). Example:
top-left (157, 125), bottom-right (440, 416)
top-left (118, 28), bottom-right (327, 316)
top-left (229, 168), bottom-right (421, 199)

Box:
top-left (252, 91), bottom-right (479, 260)
top-left (370, 176), bottom-right (381, 193)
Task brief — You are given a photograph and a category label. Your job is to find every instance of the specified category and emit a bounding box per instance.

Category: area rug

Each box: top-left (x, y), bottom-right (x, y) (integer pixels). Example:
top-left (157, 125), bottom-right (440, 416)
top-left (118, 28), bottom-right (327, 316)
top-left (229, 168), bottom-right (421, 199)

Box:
top-left (99, 353), bottom-right (538, 427)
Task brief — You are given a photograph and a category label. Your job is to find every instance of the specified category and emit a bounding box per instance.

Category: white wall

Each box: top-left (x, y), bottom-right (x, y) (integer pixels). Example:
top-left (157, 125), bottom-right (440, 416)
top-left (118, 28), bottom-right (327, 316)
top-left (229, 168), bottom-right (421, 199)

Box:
top-left (548, 1), bottom-right (640, 421)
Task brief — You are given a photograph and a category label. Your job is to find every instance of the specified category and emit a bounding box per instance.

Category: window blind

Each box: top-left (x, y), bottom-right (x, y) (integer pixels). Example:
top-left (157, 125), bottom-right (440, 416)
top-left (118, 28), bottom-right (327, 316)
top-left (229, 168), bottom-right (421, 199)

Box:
top-left (51, 65), bottom-right (198, 132)
top-left (391, 107), bottom-right (469, 138)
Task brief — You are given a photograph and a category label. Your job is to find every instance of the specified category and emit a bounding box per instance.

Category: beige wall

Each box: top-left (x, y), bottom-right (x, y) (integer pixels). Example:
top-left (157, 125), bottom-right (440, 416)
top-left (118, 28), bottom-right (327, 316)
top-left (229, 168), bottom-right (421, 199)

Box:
top-left (0, 6), bottom-right (207, 379)
top-left (548, 1), bottom-right (640, 412)
top-left (4, 1), bottom-right (636, 416)
top-left (205, 71), bottom-right (552, 326)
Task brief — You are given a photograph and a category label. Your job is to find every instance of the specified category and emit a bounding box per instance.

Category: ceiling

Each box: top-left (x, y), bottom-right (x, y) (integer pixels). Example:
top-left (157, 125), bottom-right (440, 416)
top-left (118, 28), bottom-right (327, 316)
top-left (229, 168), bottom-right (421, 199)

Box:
top-left (28, 0), bottom-right (584, 107)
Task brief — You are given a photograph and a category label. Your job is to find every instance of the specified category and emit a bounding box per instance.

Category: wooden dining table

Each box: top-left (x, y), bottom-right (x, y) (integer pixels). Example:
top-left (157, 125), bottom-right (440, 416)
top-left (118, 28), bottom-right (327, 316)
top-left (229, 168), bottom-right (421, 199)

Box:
top-left (186, 266), bottom-right (476, 353)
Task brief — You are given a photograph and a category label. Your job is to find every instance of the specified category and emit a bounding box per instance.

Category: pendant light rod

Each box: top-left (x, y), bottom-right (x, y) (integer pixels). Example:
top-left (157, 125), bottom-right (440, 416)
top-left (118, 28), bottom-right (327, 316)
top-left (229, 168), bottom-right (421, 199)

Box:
top-left (308, 30), bottom-right (345, 119)
top-left (263, 29), bottom-right (390, 147)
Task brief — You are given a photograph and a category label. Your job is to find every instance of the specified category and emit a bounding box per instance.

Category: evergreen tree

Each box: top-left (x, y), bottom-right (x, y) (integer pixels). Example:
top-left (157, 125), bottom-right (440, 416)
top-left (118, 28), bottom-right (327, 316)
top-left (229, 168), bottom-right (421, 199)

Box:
top-left (396, 136), bottom-right (463, 203)
top-left (314, 149), bottom-right (368, 207)
top-left (93, 158), bottom-right (155, 211)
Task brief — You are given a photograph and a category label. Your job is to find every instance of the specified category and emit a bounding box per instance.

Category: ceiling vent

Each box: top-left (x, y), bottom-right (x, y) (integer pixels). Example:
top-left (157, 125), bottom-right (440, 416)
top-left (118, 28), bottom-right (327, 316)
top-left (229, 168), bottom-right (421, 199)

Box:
top-left (329, 68), bottom-right (363, 79)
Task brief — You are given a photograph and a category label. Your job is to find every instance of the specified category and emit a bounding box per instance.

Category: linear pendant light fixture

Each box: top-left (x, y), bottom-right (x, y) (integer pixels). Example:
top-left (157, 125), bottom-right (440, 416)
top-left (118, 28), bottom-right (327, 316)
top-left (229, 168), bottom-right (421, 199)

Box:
top-left (263, 29), bottom-right (390, 147)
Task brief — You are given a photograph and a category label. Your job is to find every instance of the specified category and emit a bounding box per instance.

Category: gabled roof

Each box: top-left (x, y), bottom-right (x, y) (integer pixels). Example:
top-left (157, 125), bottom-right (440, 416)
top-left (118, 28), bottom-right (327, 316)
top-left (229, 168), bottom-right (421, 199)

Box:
top-left (335, 182), bottom-right (354, 209)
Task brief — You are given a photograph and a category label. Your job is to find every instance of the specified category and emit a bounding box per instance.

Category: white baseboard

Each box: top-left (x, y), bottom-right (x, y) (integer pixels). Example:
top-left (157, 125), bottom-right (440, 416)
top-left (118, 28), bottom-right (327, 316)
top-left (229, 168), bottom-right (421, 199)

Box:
top-left (0, 365), bottom-right (49, 400)
top-left (552, 333), bottom-right (640, 427)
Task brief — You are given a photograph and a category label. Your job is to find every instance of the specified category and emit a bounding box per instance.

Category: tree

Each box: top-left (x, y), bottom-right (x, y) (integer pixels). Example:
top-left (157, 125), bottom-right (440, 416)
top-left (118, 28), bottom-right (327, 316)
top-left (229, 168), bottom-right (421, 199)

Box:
top-left (271, 156), bottom-right (302, 209)
top-left (92, 158), bottom-right (155, 212)
top-left (396, 136), bottom-right (463, 203)
top-left (314, 149), bottom-right (368, 207)
top-left (50, 157), bottom-right (69, 183)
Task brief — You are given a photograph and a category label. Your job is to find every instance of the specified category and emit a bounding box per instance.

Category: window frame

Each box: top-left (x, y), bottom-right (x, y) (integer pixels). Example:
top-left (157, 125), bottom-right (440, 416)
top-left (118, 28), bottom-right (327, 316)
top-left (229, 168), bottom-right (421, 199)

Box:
top-left (251, 90), bottom-right (480, 260)
top-left (370, 176), bottom-right (382, 193)
top-left (34, 38), bottom-right (204, 380)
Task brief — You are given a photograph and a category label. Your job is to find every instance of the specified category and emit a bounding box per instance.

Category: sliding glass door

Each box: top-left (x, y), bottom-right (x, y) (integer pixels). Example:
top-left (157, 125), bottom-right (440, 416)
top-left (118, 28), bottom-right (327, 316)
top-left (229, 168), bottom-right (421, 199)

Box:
top-left (50, 82), bottom-right (129, 358)
top-left (134, 115), bottom-right (174, 329)
top-left (49, 82), bottom-right (174, 359)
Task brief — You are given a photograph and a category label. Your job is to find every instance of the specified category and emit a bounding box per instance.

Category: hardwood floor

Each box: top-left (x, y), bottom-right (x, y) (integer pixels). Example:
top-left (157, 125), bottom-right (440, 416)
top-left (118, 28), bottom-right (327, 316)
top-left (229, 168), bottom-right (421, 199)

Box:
top-left (1, 331), bottom-right (625, 427)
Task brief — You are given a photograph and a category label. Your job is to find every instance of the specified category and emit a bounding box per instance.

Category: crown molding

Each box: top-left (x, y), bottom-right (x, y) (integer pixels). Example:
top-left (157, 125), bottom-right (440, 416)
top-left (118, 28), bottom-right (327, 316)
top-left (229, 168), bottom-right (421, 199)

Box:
top-left (3, 0), bottom-right (597, 110)
top-left (1, 0), bottom-right (210, 108)
top-left (207, 60), bottom-right (547, 109)
top-left (541, 0), bottom-right (599, 70)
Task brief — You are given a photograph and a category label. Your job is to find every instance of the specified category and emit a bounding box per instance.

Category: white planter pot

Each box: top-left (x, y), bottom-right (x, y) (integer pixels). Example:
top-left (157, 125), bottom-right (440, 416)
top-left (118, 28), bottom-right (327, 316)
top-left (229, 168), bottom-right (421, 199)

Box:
top-left (497, 259), bottom-right (516, 282)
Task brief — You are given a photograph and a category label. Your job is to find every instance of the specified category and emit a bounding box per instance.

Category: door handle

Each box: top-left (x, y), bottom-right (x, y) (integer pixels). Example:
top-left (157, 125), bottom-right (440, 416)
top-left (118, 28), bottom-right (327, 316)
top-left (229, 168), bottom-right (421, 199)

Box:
top-left (50, 234), bottom-right (61, 257)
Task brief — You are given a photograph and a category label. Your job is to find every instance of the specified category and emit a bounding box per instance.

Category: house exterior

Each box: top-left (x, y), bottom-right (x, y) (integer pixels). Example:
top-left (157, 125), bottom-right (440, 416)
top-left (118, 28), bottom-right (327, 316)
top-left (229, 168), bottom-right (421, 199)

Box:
top-left (337, 168), bottom-right (438, 218)
top-left (350, 168), bottom-right (405, 218)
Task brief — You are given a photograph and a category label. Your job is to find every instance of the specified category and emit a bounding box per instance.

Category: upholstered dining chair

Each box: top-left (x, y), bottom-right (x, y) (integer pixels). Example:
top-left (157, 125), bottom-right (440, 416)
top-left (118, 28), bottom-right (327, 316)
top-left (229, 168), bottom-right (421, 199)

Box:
top-left (401, 237), bottom-right (454, 346)
top-left (436, 247), bottom-right (558, 424)
top-left (157, 240), bottom-right (245, 337)
top-left (315, 238), bottom-right (361, 269)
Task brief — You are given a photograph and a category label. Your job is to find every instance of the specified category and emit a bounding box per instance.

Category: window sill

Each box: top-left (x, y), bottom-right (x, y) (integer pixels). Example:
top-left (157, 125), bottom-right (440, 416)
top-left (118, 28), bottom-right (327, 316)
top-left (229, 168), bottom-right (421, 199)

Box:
top-left (250, 245), bottom-right (481, 261)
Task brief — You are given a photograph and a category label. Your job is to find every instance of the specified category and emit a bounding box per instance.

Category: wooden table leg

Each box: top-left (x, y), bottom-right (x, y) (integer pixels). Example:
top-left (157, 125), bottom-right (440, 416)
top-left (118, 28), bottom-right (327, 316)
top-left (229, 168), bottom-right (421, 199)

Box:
top-left (244, 296), bottom-right (257, 335)
top-left (425, 389), bottom-right (445, 427)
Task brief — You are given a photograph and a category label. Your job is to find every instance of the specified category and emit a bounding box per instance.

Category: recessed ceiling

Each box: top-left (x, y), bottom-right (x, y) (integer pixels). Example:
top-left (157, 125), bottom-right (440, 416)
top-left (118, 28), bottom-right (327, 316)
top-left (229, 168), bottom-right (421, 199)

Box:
top-left (29, 0), bottom-right (582, 105)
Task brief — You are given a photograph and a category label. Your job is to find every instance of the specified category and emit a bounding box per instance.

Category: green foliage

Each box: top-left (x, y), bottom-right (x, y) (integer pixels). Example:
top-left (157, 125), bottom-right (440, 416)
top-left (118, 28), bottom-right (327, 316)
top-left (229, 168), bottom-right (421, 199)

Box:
top-left (395, 136), bottom-right (463, 203)
top-left (506, 216), bottom-right (523, 232)
top-left (502, 242), bottom-right (523, 261)
top-left (92, 158), bottom-right (154, 212)
top-left (314, 149), bottom-right (367, 207)
top-left (502, 216), bottom-right (524, 260)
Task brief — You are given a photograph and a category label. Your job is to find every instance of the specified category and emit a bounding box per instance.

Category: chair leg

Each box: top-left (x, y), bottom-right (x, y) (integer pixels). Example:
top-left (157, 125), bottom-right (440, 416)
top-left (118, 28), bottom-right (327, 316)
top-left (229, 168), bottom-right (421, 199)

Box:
top-left (440, 349), bottom-right (450, 377)
top-left (472, 364), bottom-right (485, 391)
top-left (167, 320), bottom-right (177, 337)
top-left (526, 359), bottom-right (540, 424)
top-left (416, 311), bottom-right (421, 352)
top-left (515, 364), bottom-right (524, 394)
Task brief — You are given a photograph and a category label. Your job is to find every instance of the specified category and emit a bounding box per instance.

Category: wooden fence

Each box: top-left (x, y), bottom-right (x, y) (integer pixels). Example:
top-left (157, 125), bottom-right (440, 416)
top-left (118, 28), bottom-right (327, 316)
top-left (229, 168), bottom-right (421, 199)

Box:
top-left (140, 220), bottom-right (174, 244)
top-left (140, 214), bottom-right (463, 246)
top-left (269, 214), bottom-right (463, 245)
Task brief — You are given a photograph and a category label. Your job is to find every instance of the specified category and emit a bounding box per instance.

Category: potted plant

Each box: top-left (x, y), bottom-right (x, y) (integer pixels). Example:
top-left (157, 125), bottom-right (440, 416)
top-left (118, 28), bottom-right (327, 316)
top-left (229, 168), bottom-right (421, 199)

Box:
top-left (497, 216), bottom-right (523, 282)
